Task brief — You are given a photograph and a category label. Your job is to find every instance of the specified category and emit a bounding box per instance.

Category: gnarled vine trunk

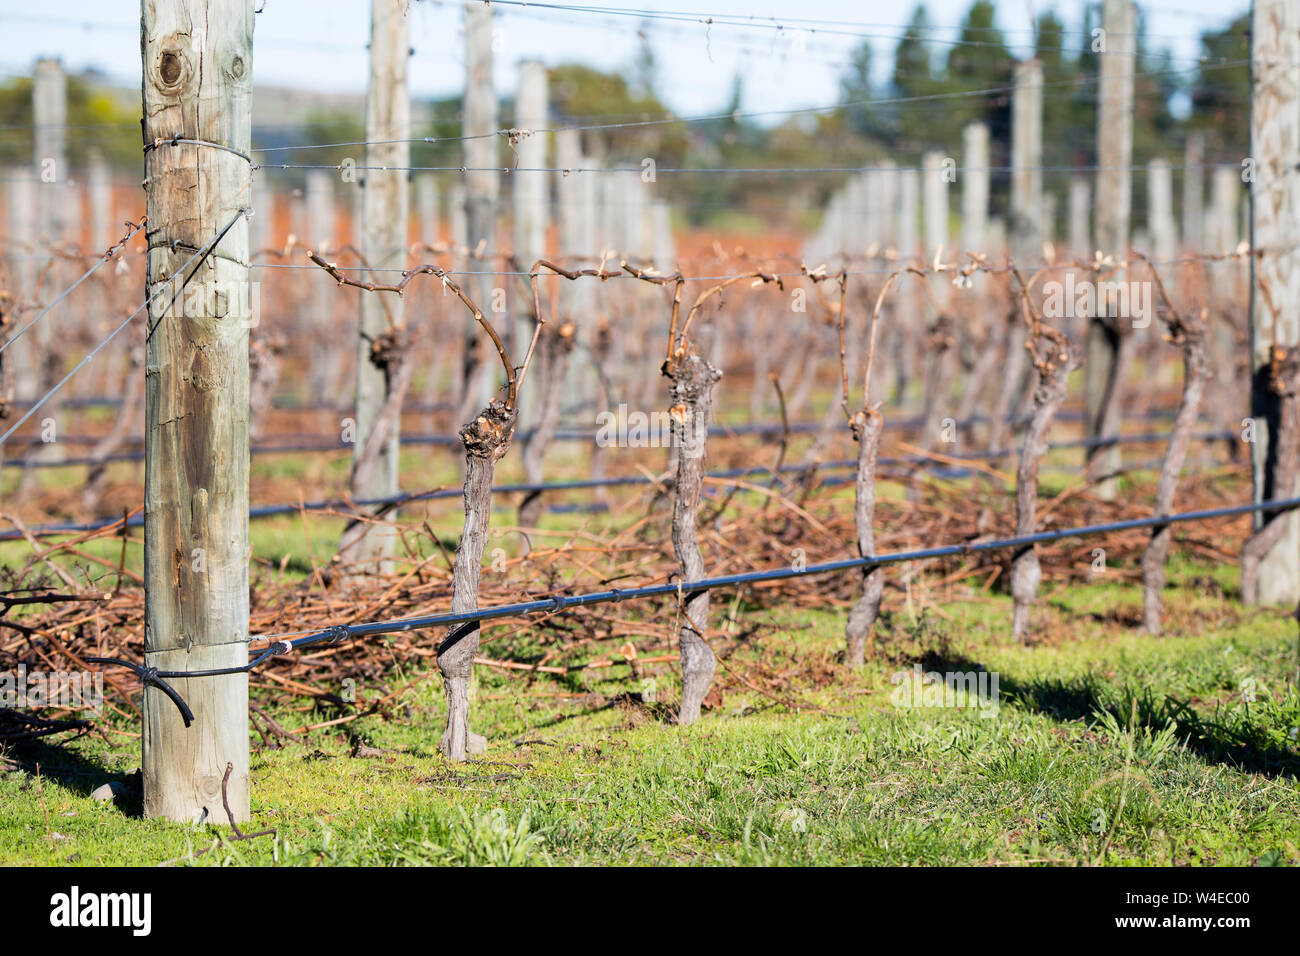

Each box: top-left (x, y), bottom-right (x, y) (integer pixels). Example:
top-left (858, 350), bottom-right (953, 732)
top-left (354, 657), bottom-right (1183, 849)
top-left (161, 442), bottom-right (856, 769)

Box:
top-left (845, 408), bottom-right (883, 667)
top-left (667, 352), bottom-right (721, 725)
top-left (1011, 340), bottom-right (1080, 642)
top-left (1141, 313), bottom-right (1210, 634)
top-left (438, 399), bottom-right (517, 759)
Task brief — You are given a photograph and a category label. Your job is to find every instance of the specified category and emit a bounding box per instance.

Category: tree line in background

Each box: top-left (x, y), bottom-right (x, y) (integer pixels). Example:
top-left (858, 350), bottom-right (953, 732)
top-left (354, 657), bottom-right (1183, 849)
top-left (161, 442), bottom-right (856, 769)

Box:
top-left (0, 3), bottom-right (1249, 237)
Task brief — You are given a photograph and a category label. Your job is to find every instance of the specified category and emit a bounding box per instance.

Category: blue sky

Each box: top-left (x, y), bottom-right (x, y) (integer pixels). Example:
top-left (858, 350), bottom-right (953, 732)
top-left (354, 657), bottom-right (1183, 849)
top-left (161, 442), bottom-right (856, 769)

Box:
top-left (1, 0), bottom-right (1249, 118)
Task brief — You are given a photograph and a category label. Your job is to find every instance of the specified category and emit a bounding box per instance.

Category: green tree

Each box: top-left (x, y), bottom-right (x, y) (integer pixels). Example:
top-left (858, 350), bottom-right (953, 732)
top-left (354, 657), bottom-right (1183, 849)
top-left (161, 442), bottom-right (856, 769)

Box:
top-left (839, 39), bottom-right (880, 140)
top-left (1188, 12), bottom-right (1249, 160)
top-left (889, 5), bottom-right (941, 149)
top-left (944, 0), bottom-right (1013, 140)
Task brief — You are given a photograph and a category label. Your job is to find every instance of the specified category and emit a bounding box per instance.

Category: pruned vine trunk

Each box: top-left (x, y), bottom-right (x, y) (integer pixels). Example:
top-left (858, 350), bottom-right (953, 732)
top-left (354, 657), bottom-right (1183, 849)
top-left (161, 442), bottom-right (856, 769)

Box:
top-left (438, 399), bottom-right (517, 760)
top-left (667, 352), bottom-right (721, 725)
top-left (1011, 340), bottom-right (1080, 642)
top-left (845, 408), bottom-right (883, 667)
top-left (1141, 309), bottom-right (1210, 634)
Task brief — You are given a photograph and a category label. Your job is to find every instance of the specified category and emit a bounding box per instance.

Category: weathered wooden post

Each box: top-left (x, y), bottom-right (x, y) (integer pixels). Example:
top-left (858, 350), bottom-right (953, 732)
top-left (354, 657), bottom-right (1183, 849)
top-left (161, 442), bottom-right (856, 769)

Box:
top-left (921, 150), bottom-right (951, 440)
top-left (515, 61), bottom-right (563, 541)
top-left (1009, 60), bottom-right (1043, 264)
top-left (347, 0), bottom-right (410, 571)
top-left (141, 0), bottom-right (253, 822)
top-left (954, 124), bottom-right (994, 439)
top-left (462, 0), bottom-right (499, 416)
top-left (1068, 176), bottom-right (1090, 260)
top-left (88, 152), bottom-right (114, 252)
top-left (556, 129), bottom-right (594, 409)
top-left (651, 199), bottom-right (674, 275)
top-left (1148, 159), bottom-right (1176, 267)
top-left (32, 57), bottom-right (69, 464)
top-left (922, 151), bottom-right (948, 263)
top-left (416, 173), bottom-right (445, 417)
top-left (1183, 132), bottom-right (1205, 252)
top-left (306, 170), bottom-right (336, 398)
top-left (513, 60), bottom-right (547, 426)
top-left (5, 171), bottom-right (37, 399)
top-left (446, 179), bottom-right (469, 401)
top-left (961, 122), bottom-right (989, 254)
top-left (1247, 0), bottom-right (1300, 605)
top-left (417, 173), bottom-right (439, 252)
top-left (34, 56), bottom-right (69, 260)
top-left (895, 167), bottom-right (920, 406)
top-left (988, 59), bottom-right (1042, 463)
top-left (1085, 0), bottom-right (1136, 496)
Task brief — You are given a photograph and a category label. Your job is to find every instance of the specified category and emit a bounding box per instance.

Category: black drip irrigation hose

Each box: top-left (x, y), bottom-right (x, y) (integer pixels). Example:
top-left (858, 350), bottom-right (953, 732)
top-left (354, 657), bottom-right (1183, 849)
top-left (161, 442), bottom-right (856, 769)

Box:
top-left (0, 428), bottom-right (1239, 542)
top-left (87, 495), bottom-right (1300, 726)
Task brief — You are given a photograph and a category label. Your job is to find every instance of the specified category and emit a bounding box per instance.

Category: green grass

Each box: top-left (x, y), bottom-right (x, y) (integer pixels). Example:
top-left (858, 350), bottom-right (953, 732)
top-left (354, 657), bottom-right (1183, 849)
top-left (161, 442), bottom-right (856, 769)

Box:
top-left (3, 556), bottom-right (1298, 867)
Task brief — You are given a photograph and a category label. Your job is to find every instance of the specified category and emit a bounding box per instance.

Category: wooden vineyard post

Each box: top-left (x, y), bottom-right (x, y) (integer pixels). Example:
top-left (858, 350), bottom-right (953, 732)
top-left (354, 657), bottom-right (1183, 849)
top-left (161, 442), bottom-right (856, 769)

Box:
top-left (461, 0), bottom-right (499, 418)
top-left (345, 0), bottom-right (410, 572)
top-left (1247, 0), bottom-right (1300, 605)
top-left (918, 151), bottom-right (951, 450)
top-left (513, 60), bottom-right (548, 427)
top-left (1183, 132), bottom-right (1204, 253)
top-left (306, 169), bottom-right (337, 399)
top-left (1148, 160), bottom-right (1176, 264)
top-left (140, 0), bottom-right (254, 823)
top-left (1085, 0), bottom-right (1135, 498)
top-left (961, 122), bottom-right (989, 255)
top-left (987, 58), bottom-right (1042, 469)
top-left (556, 128), bottom-right (595, 410)
top-left (4, 170), bottom-right (37, 400)
top-left (31, 58), bottom-right (69, 472)
top-left (517, 61), bottom-right (568, 545)
top-left (1068, 176), bottom-right (1090, 260)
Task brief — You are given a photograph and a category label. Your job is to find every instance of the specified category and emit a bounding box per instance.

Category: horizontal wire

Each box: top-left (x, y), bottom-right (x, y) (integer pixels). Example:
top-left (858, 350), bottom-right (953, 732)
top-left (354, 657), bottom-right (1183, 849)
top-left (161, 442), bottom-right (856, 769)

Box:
top-left (0, 220), bottom-right (145, 354)
top-left (249, 162), bottom-right (1251, 176)
top-left (0, 208), bottom-right (248, 449)
top-left (484, 0), bottom-right (1237, 46)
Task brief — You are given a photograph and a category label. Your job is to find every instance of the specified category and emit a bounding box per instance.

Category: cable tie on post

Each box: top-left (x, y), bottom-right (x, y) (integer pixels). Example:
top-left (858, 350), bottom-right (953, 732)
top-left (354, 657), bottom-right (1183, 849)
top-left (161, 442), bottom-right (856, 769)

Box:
top-left (85, 657), bottom-right (194, 728)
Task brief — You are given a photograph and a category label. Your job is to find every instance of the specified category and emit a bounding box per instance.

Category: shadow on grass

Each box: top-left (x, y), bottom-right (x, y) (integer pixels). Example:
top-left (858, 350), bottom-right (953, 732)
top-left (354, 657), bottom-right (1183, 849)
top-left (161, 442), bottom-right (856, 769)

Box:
top-left (5, 731), bottom-right (143, 817)
top-left (1001, 672), bottom-right (1300, 779)
top-left (887, 612), bottom-right (1300, 778)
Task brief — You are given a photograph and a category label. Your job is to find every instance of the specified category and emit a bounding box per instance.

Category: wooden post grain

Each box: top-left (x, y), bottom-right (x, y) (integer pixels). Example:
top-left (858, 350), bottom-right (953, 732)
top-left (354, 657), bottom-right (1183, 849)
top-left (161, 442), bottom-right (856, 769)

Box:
top-left (141, 0), bottom-right (253, 823)
top-left (345, 0), bottom-right (410, 572)
top-left (1085, 0), bottom-right (1136, 497)
top-left (462, 1), bottom-right (499, 416)
top-left (1247, 0), bottom-right (1300, 605)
